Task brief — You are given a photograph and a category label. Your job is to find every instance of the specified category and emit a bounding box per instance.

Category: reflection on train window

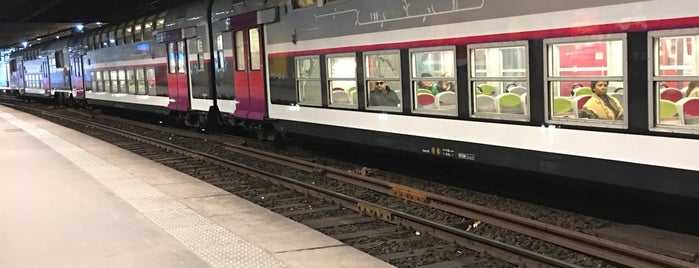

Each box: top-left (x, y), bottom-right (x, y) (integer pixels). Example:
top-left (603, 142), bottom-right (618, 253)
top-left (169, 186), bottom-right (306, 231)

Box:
top-left (234, 31), bottom-right (245, 71)
top-left (293, 0), bottom-right (316, 8)
top-left (249, 28), bottom-right (261, 70)
top-left (126, 70), bottom-right (135, 94)
top-left (410, 47), bottom-right (456, 115)
top-left (215, 34), bottom-right (225, 71)
top-left (327, 53), bottom-right (357, 108)
top-left (470, 42), bottom-right (529, 119)
top-left (650, 30), bottom-right (699, 130)
top-left (136, 68), bottom-right (146, 95)
top-left (365, 50), bottom-right (401, 111)
top-left (546, 35), bottom-right (625, 124)
top-left (295, 56), bottom-right (321, 106)
top-left (146, 68), bottom-right (157, 96)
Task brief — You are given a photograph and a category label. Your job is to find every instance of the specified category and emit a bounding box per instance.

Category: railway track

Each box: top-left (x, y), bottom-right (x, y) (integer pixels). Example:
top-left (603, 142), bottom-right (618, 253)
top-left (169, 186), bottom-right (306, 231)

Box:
top-left (3, 99), bottom-right (697, 268)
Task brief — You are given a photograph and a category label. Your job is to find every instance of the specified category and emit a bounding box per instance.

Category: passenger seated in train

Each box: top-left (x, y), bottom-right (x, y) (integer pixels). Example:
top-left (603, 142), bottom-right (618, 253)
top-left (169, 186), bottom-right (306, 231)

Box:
top-left (686, 81), bottom-right (699, 98)
top-left (579, 80), bottom-right (624, 120)
top-left (417, 73), bottom-right (439, 95)
top-left (369, 81), bottom-right (400, 107)
top-left (437, 79), bottom-right (455, 92)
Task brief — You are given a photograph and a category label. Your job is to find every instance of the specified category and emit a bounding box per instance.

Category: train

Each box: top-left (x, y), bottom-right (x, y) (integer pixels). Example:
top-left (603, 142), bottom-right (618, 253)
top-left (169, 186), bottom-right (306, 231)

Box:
top-left (5, 0), bottom-right (699, 198)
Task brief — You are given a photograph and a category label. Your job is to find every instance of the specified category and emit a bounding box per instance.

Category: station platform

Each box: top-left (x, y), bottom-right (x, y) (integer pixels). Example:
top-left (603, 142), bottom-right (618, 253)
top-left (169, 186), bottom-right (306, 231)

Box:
top-left (0, 105), bottom-right (394, 268)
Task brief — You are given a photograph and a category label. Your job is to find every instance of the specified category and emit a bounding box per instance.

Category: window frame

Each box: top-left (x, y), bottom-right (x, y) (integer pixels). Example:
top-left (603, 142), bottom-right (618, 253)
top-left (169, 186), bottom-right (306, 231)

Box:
top-left (364, 50), bottom-right (402, 112)
top-left (326, 52), bottom-right (358, 109)
top-left (409, 46), bottom-right (457, 116)
top-left (468, 41), bottom-right (530, 121)
top-left (648, 27), bottom-right (699, 135)
top-left (544, 33), bottom-right (628, 129)
top-left (295, 55), bottom-right (322, 106)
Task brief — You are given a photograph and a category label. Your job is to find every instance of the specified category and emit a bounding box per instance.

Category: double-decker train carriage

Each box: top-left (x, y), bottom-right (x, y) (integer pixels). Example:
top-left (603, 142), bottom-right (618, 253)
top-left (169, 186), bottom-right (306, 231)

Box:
top-left (6, 0), bottom-right (699, 198)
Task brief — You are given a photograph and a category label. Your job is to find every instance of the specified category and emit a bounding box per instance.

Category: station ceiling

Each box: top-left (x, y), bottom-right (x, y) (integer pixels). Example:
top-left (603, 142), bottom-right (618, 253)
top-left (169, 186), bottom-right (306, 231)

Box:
top-left (0, 0), bottom-right (194, 49)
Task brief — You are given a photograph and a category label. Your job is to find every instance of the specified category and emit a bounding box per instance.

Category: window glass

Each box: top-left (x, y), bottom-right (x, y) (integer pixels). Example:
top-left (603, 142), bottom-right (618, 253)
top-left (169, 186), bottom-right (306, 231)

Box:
top-left (177, 40), bottom-right (186, 74)
top-left (296, 56), bottom-right (321, 105)
top-left (470, 43), bottom-right (528, 118)
top-left (216, 34), bottom-right (225, 70)
top-left (126, 69), bottom-right (135, 94)
top-left (547, 36), bottom-right (625, 123)
top-left (92, 71), bottom-right (99, 92)
top-left (117, 70), bottom-right (126, 94)
top-left (235, 31), bottom-right (245, 71)
top-left (103, 71), bottom-right (110, 92)
top-left (134, 23), bottom-right (143, 43)
top-left (411, 47), bottom-right (456, 114)
top-left (136, 68), bottom-right (146, 95)
top-left (143, 18), bottom-right (154, 41)
top-left (168, 42), bottom-right (176, 74)
top-left (116, 25), bottom-right (124, 45)
top-left (110, 70), bottom-right (119, 93)
top-left (327, 53), bottom-right (357, 108)
top-left (365, 51), bottom-right (401, 111)
top-left (196, 38), bottom-right (205, 72)
top-left (125, 22), bottom-right (134, 44)
top-left (652, 33), bottom-right (699, 129)
top-left (146, 68), bottom-right (157, 96)
top-left (249, 28), bottom-right (261, 70)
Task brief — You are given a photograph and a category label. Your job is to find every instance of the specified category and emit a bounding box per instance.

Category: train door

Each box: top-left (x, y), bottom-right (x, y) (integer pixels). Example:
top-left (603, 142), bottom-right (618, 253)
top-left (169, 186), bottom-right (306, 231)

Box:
top-left (231, 13), bottom-right (266, 120)
top-left (42, 57), bottom-right (51, 96)
top-left (166, 40), bottom-right (191, 111)
top-left (10, 59), bottom-right (24, 93)
top-left (71, 55), bottom-right (85, 99)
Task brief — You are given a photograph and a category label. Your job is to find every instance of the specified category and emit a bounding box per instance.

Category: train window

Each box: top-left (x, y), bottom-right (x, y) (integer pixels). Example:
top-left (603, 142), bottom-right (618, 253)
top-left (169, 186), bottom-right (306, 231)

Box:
top-left (327, 53), bottom-right (358, 108)
top-left (155, 17), bottom-right (165, 31)
top-left (101, 31), bottom-right (109, 48)
top-left (116, 24), bottom-right (125, 46)
top-left (118, 70), bottom-right (127, 93)
top-left (110, 70), bottom-right (118, 93)
top-left (293, 0), bottom-right (316, 8)
top-left (177, 41), bottom-right (186, 74)
top-left (136, 68), bottom-right (146, 95)
top-left (94, 72), bottom-right (100, 92)
top-left (295, 56), bottom-right (321, 106)
top-left (146, 68), bottom-right (157, 96)
top-left (93, 33), bottom-right (101, 49)
top-left (167, 42), bottom-right (177, 74)
top-left (545, 34), bottom-right (626, 127)
top-left (125, 21), bottom-right (134, 44)
top-left (365, 50), bottom-right (401, 111)
top-left (196, 38), bottom-right (205, 72)
top-left (234, 31), bottom-right (245, 71)
top-left (134, 22), bottom-right (143, 43)
top-left (55, 51), bottom-right (64, 68)
top-left (143, 19), bottom-right (154, 41)
top-left (126, 70), bottom-right (135, 94)
top-left (215, 34), bottom-right (225, 71)
top-left (410, 47), bottom-right (456, 115)
top-left (649, 29), bottom-right (699, 133)
top-left (249, 28), bottom-right (261, 71)
top-left (469, 41), bottom-right (529, 120)
top-left (108, 28), bottom-right (117, 47)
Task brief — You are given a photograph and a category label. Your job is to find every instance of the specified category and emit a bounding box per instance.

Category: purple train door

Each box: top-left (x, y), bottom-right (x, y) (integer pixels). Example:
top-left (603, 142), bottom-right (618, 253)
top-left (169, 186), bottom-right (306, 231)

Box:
top-left (231, 12), bottom-right (266, 120)
top-left (42, 59), bottom-right (50, 96)
top-left (166, 40), bottom-right (191, 111)
top-left (71, 55), bottom-right (85, 99)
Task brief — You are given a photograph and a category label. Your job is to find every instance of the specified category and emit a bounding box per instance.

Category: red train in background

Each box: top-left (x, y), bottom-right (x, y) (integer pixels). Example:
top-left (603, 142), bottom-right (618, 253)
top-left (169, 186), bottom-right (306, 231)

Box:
top-left (5, 0), bottom-right (699, 198)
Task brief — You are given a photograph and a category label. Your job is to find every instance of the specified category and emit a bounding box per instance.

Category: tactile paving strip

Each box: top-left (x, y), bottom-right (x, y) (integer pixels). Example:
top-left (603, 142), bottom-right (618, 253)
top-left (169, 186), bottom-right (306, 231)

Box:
top-left (1, 111), bottom-right (288, 268)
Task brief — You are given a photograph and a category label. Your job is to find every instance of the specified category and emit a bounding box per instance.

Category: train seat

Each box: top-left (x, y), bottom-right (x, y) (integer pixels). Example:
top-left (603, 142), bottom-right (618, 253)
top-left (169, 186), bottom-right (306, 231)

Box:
top-left (495, 93), bottom-right (526, 114)
top-left (659, 99), bottom-right (679, 124)
top-left (331, 90), bottom-right (350, 104)
top-left (416, 93), bottom-right (435, 109)
top-left (572, 95), bottom-right (591, 117)
top-left (332, 87), bottom-right (345, 92)
top-left (475, 95), bottom-right (496, 113)
top-left (508, 86), bottom-right (527, 95)
top-left (676, 97), bottom-right (699, 125)
top-left (553, 97), bottom-right (574, 117)
top-left (608, 92), bottom-right (623, 105)
top-left (349, 89), bottom-right (357, 104)
top-left (680, 86), bottom-right (688, 97)
top-left (477, 84), bottom-right (496, 96)
top-left (435, 91), bottom-right (456, 110)
top-left (572, 87), bottom-right (593, 97)
top-left (660, 88), bottom-right (683, 102)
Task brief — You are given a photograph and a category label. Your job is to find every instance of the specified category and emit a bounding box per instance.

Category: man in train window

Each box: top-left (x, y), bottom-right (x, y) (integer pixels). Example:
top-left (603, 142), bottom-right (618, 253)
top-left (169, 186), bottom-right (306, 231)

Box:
top-left (369, 81), bottom-right (400, 107)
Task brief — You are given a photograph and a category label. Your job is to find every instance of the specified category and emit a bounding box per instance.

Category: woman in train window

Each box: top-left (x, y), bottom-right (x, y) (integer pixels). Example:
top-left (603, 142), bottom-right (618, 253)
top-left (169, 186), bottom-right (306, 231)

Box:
top-left (579, 81), bottom-right (624, 120)
top-left (686, 81), bottom-right (699, 98)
